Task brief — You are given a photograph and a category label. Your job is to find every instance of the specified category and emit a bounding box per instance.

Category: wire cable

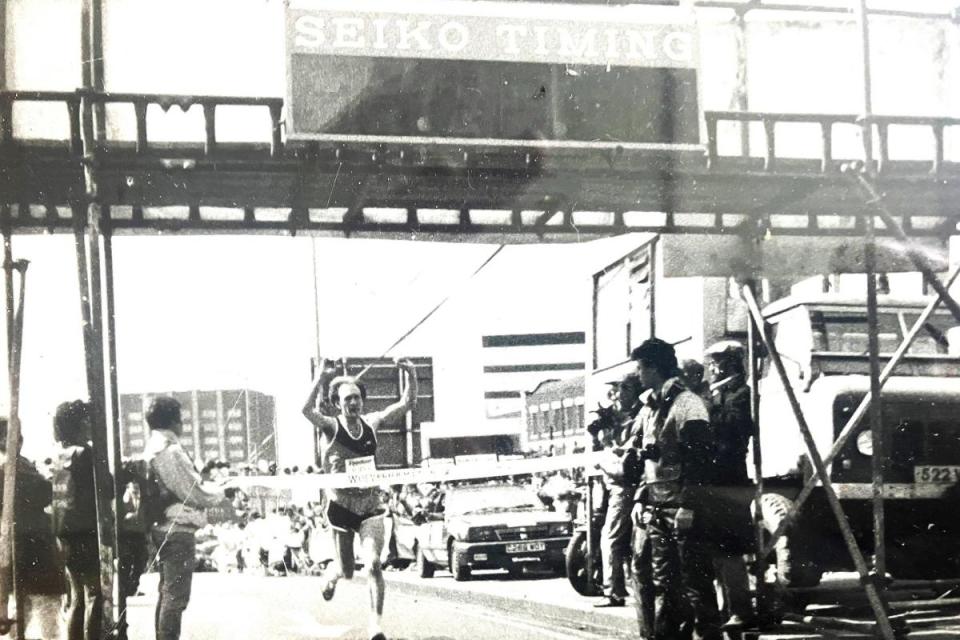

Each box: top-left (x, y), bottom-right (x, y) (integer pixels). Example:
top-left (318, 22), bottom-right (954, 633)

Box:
top-left (354, 244), bottom-right (505, 380)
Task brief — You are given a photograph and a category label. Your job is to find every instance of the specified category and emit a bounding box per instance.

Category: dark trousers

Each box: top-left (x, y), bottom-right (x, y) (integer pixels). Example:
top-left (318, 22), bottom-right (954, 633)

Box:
top-left (119, 533), bottom-right (148, 595)
top-left (59, 534), bottom-right (103, 640)
top-left (600, 485), bottom-right (634, 599)
top-left (631, 525), bottom-right (655, 639)
top-left (647, 506), bottom-right (721, 640)
top-left (151, 530), bottom-right (196, 640)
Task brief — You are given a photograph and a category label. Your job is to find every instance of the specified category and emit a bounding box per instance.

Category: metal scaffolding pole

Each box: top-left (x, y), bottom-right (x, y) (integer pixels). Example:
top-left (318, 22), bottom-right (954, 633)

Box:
top-left (864, 212), bottom-right (886, 581)
top-left (0, 220), bottom-right (26, 639)
top-left (853, 0), bottom-right (887, 589)
top-left (741, 285), bottom-right (896, 640)
top-left (102, 223), bottom-right (127, 640)
top-left (76, 94), bottom-right (118, 640)
top-left (745, 281), bottom-right (770, 619)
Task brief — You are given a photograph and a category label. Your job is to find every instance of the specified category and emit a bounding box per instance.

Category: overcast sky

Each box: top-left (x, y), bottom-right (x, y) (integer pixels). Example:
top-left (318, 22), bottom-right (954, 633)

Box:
top-left (0, 233), bottom-right (646, 464)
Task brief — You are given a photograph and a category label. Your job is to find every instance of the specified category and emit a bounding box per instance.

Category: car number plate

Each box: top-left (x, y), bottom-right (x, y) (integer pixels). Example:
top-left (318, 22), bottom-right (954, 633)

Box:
top-left (506, 541), bottom-right (546, 554)
top-left (914, 466), bottom-right (960, 483)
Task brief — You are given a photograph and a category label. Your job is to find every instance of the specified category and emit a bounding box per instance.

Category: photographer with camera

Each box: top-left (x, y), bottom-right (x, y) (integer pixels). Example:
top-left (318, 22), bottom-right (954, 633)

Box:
top-left (592, 373), bottom-right (644, 608)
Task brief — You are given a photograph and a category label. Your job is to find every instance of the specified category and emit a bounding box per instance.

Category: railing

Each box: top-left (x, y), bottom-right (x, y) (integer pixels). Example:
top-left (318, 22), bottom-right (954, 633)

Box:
top-left (0, 90), bottom-right (284, 158)
top-left (704, 110), bottom-right (960, 174)
top-left (0, 91), bottom-right (83, 154)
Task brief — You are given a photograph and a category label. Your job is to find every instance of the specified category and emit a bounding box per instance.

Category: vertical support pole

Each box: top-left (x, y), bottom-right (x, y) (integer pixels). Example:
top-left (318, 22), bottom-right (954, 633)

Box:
top-left (86, 213), bottom-right (118, 637)
top-left (402, 368), bottom-right (415, 467)
top-left (0, 0), bottom-right (7, 92)
top-left (648, 239), bottom-right (657, 339)
top-left (864, 213), bottom-right (886, 582)
top-left (591, 273), bottom-right (600, 371)
top-left (102, 222), bottom-right (128, 640)
top-left (585, 475), bottom-right (596, 596)
top-left (854, 0), bottom-right (875, 170)
top-left (734, 8), bottom-right (750, 156)
top-left (81, 0), bottom-right (105, 140)
top-left (745, 280), bottom-right (768, 618)
top-left (855, 0), bottom-right (886, 591)
top-left (0, 217), bottom-right (11, 636)
top-left (0, 214), bottom-right (23, 639)
top-left (78, 81), bottom-right (117, 637)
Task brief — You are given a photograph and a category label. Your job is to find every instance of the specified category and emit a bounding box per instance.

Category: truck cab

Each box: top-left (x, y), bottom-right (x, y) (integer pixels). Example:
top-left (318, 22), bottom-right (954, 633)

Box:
top-left (759, 293), bottom-right (960, 581)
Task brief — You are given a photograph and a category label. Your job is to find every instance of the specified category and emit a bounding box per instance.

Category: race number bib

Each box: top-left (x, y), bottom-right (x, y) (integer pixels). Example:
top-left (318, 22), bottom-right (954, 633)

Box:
top-left (345, 456), bottom-right (376, 473)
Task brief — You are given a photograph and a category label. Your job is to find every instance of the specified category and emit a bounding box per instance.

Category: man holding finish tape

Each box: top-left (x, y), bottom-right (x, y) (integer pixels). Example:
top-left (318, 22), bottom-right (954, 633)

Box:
top-left (302, 357), bottom-right (418, 640)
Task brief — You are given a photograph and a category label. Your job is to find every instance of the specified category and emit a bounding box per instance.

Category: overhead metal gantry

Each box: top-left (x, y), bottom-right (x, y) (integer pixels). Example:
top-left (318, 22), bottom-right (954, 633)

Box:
top-left (0, 1), bottom-right (959, 639)
top-left (1, 91), bottom-right (959, 240)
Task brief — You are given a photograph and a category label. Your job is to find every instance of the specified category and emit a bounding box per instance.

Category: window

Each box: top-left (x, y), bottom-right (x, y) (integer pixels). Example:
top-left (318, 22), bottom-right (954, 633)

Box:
top-left (811, 309), bottom-right (954, 356)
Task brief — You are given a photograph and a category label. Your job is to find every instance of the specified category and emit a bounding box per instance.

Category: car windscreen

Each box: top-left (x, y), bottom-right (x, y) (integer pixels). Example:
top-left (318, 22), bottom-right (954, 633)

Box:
top-left (810, 309), bottom-right (956, 356)
top-left (444, 485), bottom-right (542, 517)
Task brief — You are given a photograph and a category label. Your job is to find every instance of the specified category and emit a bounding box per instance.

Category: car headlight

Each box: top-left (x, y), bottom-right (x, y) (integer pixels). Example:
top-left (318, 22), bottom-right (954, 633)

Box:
top-left (856, 431), bottom-right (873, 456)
top-left (548, 522), bottom-right (571, 537)
top-left (467, 526), bottom-right (497, 542)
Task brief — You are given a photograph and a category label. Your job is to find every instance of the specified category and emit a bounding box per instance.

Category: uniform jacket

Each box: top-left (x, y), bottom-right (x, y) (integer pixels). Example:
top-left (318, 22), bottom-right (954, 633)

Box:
top-left (709, 376), bottom-right (753, 485)
top-left (638, 377), bottom-right (714, 507)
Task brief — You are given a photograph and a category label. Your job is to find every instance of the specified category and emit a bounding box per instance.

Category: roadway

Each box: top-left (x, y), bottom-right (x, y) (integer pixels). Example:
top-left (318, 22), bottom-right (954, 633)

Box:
top-left (122, 567), bottom-right (637, 640)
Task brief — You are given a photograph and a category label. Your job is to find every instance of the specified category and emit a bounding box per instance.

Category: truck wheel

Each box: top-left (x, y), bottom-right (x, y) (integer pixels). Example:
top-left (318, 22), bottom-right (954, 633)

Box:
top-left (415, 544), bottom-right (434, 579)
top-left (761, 493), bottom-right (823, 588)
top-left (449, 547), bottom-right (471, 581)
top-left (565, 530), bottom-right (601, 596)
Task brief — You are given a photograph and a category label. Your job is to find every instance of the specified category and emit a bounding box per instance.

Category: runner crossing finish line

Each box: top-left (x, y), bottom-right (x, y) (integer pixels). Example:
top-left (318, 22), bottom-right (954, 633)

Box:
top-left (301, 357), bottom-right (420, 640)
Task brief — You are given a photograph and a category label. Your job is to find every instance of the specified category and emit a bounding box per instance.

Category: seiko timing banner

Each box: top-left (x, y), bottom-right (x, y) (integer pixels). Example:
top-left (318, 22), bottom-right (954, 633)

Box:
top-left (285, 0), bottom-right (701, 146)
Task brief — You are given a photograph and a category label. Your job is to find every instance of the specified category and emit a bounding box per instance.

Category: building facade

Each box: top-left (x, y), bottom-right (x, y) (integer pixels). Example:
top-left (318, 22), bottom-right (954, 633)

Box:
top-left (523, 376), bottom-right (586, 456)
top-left (481, 330), bottom-right (587, 429)
top-left (119, 389), bottom-right (277, 466)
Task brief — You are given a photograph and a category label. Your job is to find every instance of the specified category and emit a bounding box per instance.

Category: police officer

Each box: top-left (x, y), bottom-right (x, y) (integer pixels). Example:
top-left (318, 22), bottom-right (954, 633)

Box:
top-left (634, 338), bottom-right (721, 640)
top-left (705, 340), bottom-right (756, 629)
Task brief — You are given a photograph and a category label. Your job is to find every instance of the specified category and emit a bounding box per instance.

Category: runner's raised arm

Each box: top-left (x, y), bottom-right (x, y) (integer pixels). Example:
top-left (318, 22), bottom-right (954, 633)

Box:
top-left (302, 359), bottom-right (338, 438)
top-left (370, 359), bottom-right (418, 428)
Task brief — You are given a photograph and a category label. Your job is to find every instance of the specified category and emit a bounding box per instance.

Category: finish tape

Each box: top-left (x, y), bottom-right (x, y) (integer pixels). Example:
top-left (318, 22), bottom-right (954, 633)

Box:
top-left (228, 451), bottom-right (607, 493)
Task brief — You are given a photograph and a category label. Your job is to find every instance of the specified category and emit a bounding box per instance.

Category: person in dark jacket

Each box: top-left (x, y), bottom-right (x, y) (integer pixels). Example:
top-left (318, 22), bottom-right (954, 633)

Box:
top-left (0, 416), bottom-right (65, 639)
top-left (634, 338), bottom-right (721, 640)
top-left (705, 341), bottom-right (756, 629)
top-left (51, 399), bottom-right (104, 640)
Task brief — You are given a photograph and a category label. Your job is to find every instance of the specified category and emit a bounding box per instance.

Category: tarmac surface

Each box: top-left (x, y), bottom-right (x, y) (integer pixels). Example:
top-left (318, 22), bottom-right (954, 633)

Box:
top-left (122, 567), bottom-right (638, 640)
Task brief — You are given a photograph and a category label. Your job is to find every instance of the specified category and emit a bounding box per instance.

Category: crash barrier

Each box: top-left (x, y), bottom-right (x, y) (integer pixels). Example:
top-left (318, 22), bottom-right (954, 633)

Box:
top-left (229, 452), bottom-right (606, 493)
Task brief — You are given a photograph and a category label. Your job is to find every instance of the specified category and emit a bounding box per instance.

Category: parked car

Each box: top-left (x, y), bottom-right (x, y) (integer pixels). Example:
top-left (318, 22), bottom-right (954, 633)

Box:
top-left (403, 482), bottom-right (573, 581)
